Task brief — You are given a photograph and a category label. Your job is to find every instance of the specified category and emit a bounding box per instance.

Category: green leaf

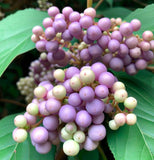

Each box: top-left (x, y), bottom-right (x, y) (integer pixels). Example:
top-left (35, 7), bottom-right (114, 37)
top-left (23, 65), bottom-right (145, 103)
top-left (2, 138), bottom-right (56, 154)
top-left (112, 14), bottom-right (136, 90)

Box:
top-left (106, 0), bottom-right (113, 7)
top-left (125, 4), bottom-right (154, 36)
top-left (77, 149), bottom-right (99, 160)
top-left (68, 149), bottom-right (99, 160)
top-left (103, 7), bottom-right (132, 19)
top-left (107, 70), bottom-right (154, 160)
top-left (93, 2), bottom-right (109, 16)
top-left (0, 9), bottom-right (48, 77)
top-left (0, 114), bottom-right (56, 160)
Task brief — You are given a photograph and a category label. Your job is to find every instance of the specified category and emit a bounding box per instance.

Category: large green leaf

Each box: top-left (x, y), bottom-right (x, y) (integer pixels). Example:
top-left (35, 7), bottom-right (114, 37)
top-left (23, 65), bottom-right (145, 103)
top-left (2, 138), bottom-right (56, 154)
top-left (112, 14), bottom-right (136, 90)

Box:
top-left (0, 114), bottom-right (55, 160)
top-left (77, 149), bottom-right (99, 160)
top-left (103, 7), bottom-right (132, 19)
top-left (107, 70), bottom-right (154, 160)
top-left (0, 9), bottom-right (48, 77)
top-left (125, 4), bottom-right (154, 36)
top-left (68, 149), bottom-right (99, 160)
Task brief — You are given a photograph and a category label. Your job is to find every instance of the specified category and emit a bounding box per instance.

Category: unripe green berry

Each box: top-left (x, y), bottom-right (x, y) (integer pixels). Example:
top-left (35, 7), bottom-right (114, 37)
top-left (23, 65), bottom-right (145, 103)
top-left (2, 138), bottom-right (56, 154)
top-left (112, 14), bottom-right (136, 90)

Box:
top-left (13, 128), bottom-right (28, 143)
top-left (73, 130), bottom-right (85, 143)
top-left (56, 33), bottom-right (62, 38)
top-left (61, 127), bottom-right (73, 140)
top-left (109, 120), bottom-right (119, 130)
top-left (124, 97), bottom-right (137, 109)
top-left (112, 81), bottom-right (125, 93)
top-left (14, 115), bottom-right (27, 128)
top-left (26, 103), bottom-right (39, 115)
top-left (70, 76), bottom-right (82, 91)
top-left (52, 85), bottom-right (66, 100)
top-left (63, 139), bottom-right (80, 156)
top-left (65, 122), bottom-right (77, 134)
top-left (40, 52), bottom-right (47, 60)
top-left (126, 113), bottom-right (137, 125)
top-left (53, 69), bottom-right (65, 82)
top-left (80, 68), bottom-right (95, 84)
top-left (114, 89), bottom-right (128, 102)
top-left (34, 86), bottom-right (47, 98)
top-left (114, 113), bottom-right (126, 126)
top-left (78, 44), bottom-right (84, 50)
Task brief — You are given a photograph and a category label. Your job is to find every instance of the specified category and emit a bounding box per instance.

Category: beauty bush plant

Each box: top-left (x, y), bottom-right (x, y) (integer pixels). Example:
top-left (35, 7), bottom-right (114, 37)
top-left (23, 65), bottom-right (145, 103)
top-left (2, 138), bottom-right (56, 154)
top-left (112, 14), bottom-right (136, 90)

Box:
top-left (0, 1), bottom-right (154, 160)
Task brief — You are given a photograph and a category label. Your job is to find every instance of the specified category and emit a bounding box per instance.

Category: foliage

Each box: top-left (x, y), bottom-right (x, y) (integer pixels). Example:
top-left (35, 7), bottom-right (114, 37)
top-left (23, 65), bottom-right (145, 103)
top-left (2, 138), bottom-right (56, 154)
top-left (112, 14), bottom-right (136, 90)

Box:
top-left (0, 0), bottom-right (154, 160)
top-left (107, 70), bottom-right (154, 160)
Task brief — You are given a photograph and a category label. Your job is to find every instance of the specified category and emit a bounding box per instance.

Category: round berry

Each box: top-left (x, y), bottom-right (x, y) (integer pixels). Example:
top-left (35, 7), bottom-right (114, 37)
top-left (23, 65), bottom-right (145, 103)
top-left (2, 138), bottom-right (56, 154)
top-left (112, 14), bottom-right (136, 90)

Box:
top-left (126, 113), bottom-right (137, 125)
top-left (114, 89), bottom-right (128, 102)
top-left (13, 128), bottom-right (28, 143)
top-left (124, 97), bottom-right (137, 109)
top-left (52, 85), bottom-right (66, 100)
top-left (109, 120), bottom-right (119, 130)
top-left (80, 68), bottom-right (95, 84)
top-left (26, 103), bottom-right (39, 115)
top-left (73, 130), bottom-right (86, 143)
top-left (112, 81), bottom-right (125, 93)
top-left (53, 69), bottom-right (65, 81)
top-left (61, 127), bottom-right (73, 140)
top-left (63, 139), bottom-right (80, 156)
top-left (65, 122), bottom-right (77, 134)
top-left (84, 7), bottom-right (96, 18)
top-left (114, 113), bottom-right (126, 126)
top-left (34, 86), bottom-right (47, 98)
top-left (14, 115), bottom-right (27, 128)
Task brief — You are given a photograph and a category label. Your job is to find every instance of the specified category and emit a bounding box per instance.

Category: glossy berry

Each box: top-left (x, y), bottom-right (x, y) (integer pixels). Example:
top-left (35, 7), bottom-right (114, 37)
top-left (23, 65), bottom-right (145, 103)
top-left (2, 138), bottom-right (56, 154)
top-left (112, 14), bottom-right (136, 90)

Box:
top-left (61, 127), bottom-right (73, 140)
top-left (109, 120), bottom-right (119, 130)
top-left (114, 89), bottom-right (128, 102)
top-left (34, 86), bottom-right (47, 98)
top-left (114, 113), bottom-right (126, 126)
top-left (63, 139), bottom-right (80, 156)
top-left (13, 128), bottom-right (28, 143)
top-left (124, 97), bottom-right (137, 109)
top-left (73, 130), bottom-right (86, 143)
top-left (126, 113), bottom-right (137, 125)
top-left (52, 85), bottom-right (66, 100)
top-left (26, 103), bottom-right (39, 115)
top-left (14, 115), bottom-right (27, 128)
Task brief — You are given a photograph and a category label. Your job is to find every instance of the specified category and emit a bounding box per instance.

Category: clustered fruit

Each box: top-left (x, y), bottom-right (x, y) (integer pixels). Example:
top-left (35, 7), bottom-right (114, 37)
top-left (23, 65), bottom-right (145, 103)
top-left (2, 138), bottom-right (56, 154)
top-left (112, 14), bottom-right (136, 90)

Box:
top-left (13, 5), bottom-right (153, 157)
top-left (13, 63), bottom-right (137, 156)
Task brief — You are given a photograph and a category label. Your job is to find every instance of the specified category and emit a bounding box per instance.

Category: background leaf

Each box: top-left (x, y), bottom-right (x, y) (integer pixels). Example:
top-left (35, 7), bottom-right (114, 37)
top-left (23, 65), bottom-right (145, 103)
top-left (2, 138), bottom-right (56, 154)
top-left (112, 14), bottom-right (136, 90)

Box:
top-left (0, 9), bottom-right (48, 77)
top-left (106, 0), bottom-right (113, 7)
top-left (125, 4), bottom-right (154, 36)
top-left (103, 7), bottom-right (132, 19)
top-left (107, 70), bottom-right (154, 160)
top-left (77, 149), bottom-right (99, 160)
top-left (0, 113), bottom-right (55, 160)
top-left (68, 149), bottom-right (99, 160)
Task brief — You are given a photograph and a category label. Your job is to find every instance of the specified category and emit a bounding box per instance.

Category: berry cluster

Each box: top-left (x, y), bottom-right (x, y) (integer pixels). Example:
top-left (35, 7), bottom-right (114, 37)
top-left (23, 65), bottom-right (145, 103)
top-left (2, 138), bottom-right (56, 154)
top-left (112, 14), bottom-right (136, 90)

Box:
top-left (17, 52), bottom-right (57, 102)
top-left (17, 76), bottom-right (36, 103)
top-left (37, 0), bottom-right (53, 11)
top-left (31, 6), bottom-right (154, 75)
top-left (29, 52), bottom-right (55, 84)
top-left (13, 63), bottom-right (137, 156)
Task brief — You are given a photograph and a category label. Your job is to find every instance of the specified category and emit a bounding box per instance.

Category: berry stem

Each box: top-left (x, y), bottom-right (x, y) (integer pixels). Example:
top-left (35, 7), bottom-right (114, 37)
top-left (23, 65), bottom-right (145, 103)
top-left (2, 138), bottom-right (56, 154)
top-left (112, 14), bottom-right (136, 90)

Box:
top-left (98, 145), bottom-right (107, 160)
top-left (95, 0), bottom-right (104, 10)
top-left (87, 0), bottom-right (93, 8)
top-left (0, 98), bottom-right (26, 108)
top-left (146, 66), bottom-right (154, 72)
top-left (31, 118), bottom-right (43, 128)
top-left (114, 103), bottom-right (123, 113)
top-left (133, 0), bottom-right (147, 6)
